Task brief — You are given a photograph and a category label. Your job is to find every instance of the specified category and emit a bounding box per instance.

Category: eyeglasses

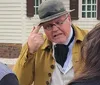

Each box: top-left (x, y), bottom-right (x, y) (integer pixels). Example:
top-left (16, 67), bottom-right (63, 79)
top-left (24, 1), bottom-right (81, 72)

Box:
top-left (43, 17), bottom-right (68, 30)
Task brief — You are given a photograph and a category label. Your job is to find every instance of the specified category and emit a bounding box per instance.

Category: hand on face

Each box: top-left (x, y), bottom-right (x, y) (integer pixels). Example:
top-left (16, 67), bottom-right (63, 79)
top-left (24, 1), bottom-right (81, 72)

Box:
top-left (28, 25), bottom-right (44, 53)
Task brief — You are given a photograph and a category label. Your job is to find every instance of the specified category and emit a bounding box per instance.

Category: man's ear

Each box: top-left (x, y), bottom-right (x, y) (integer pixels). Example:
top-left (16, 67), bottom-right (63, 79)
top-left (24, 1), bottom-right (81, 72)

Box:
top-left (67, 14), bottom-right (71, 22)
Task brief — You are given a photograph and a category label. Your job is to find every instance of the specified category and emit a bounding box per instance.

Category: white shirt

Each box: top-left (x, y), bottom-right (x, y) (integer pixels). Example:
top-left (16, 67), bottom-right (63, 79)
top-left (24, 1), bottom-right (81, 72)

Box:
top-left (50, 27), bottom-right (75, 85)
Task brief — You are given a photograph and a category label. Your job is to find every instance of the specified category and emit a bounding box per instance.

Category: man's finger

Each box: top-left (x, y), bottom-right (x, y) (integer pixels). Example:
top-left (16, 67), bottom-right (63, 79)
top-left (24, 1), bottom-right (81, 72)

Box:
top-left (31, 27), bottom-right (35, 32)
top-left (33, 25), bottom-right (41, 33)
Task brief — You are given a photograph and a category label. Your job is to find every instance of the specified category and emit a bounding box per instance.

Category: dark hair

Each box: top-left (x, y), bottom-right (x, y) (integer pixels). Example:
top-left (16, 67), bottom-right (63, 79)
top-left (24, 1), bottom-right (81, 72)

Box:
top-left (68, 23), bottom-right (100, 84)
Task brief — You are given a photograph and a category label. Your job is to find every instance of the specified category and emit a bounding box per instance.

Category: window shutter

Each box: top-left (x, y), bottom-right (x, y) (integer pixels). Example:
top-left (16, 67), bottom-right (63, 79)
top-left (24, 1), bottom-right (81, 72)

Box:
top-left (70, 0), bottom-right (78, 20)
top-left (97, 0), bottom-right (100, 20)
top-left (27, 0), bottom-right (35, 17)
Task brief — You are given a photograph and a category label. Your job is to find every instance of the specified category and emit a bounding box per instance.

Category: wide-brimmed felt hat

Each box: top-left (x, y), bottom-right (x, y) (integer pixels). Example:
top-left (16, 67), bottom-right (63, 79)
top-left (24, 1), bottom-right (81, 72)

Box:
top-left (38, 0), bottom-right (74, 24)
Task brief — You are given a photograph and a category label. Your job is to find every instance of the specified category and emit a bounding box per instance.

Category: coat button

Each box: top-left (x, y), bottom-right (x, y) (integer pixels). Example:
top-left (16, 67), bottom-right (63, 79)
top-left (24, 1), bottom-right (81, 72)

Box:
top-left (50, 65), bottom-right (55, 69)
top-left (46, 81), bottom-right (49, 85)
top-left (48, 73), bottom-right (51, 77)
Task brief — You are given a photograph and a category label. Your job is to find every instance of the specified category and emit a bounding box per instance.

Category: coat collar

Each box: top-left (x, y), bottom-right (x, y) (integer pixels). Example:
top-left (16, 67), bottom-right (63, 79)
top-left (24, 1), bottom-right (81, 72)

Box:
top-left (71, 24), bottom-right (87, 42)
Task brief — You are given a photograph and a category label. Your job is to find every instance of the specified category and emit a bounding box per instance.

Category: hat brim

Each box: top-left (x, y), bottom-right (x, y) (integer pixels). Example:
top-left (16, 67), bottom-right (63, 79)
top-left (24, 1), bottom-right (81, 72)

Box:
top-left (39, 9), bottom-right (75, 24)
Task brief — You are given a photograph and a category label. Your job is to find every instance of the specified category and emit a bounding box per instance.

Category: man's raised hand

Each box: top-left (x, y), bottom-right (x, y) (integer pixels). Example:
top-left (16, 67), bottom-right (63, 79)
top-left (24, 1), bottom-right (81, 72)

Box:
top-left (28, 25), bottom-right (44, 53)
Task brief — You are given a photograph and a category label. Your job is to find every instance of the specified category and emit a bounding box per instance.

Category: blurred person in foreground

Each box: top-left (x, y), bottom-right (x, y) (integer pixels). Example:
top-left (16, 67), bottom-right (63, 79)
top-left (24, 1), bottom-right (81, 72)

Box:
top-left (68, 23), bottom-right (100, 85)
top-left (13, 0), bottom-right (88, 85)
top-left (0, 62), bottom-right (19, 85)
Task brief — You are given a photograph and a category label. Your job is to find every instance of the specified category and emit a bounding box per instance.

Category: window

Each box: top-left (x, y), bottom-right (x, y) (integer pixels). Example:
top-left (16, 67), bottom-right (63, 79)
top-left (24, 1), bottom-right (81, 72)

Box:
top-left (82, 0), bottom-right (96, 18)
top-left (27, 0), bottom-right (100, 20)
top-left (27, 0), bottom-right (43, 17)
top-left (34, 0), bottom-right (42, 15)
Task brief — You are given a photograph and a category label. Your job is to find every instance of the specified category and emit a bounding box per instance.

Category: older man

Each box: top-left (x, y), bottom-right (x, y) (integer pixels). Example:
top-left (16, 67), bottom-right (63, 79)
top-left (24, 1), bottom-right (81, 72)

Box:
top-left (13, 0), bottom-right (88, 85)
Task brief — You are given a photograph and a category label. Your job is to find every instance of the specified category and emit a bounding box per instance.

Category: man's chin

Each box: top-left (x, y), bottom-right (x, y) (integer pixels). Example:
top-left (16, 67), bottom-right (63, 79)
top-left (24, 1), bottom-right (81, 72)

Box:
top-left (53, 40), bottom-right (66, 44)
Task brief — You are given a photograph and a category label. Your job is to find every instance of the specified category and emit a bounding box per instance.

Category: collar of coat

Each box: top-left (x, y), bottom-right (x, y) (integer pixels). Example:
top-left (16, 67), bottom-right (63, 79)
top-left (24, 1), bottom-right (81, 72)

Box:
top-left (41, 24), bottom-right (88, 50)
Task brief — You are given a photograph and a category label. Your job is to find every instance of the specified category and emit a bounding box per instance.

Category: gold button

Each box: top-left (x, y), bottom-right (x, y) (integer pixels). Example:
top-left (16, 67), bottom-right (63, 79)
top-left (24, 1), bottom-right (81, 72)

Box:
top-left (46, 81), bottom-right (49, 85)
top-left (48, 73), bottom-right (51, 77)
top-left (50, 65), bottom-right (55, 69)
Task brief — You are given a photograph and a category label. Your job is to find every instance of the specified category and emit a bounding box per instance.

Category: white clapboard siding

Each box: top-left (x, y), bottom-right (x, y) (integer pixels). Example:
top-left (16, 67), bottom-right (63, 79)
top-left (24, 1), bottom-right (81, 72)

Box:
top-left (0, 0), bottom-right (22, 43)
top-left (63, 0), bottom-right (69, 9)
top-left (72, 19), bottom-right (99, 29)
top-left (0, 0), bottom-right (100, 44)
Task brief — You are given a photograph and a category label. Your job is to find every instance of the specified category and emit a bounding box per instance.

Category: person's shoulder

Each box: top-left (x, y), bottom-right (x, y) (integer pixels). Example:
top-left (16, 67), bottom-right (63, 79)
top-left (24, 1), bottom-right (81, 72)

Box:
top-left (0, 62), bottom-right (19, 85)
top-left (0, 62), bottom-right (13, 80)
top-left (72, 24), bottom-right (89, 35)
top-left (68, 77), bottom-right (100, 85)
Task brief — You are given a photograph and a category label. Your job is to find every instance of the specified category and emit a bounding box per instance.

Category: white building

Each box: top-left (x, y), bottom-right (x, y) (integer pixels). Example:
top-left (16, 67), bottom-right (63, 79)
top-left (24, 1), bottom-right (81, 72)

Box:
top-left (0, 0), bottom-right (100, 61)
top-left (0, 0), bottom-right (100, 44)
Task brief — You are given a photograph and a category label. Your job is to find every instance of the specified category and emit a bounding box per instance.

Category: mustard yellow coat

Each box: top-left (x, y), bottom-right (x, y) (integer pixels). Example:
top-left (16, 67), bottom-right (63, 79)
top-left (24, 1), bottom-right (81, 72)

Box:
top-left (13, 25), bottom-right (88, 85)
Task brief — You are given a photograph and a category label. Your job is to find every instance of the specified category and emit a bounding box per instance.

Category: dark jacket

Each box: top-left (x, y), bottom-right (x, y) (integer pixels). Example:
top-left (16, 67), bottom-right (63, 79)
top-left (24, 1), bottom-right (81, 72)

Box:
top-left (69, 77), bottom-right (100, 85)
